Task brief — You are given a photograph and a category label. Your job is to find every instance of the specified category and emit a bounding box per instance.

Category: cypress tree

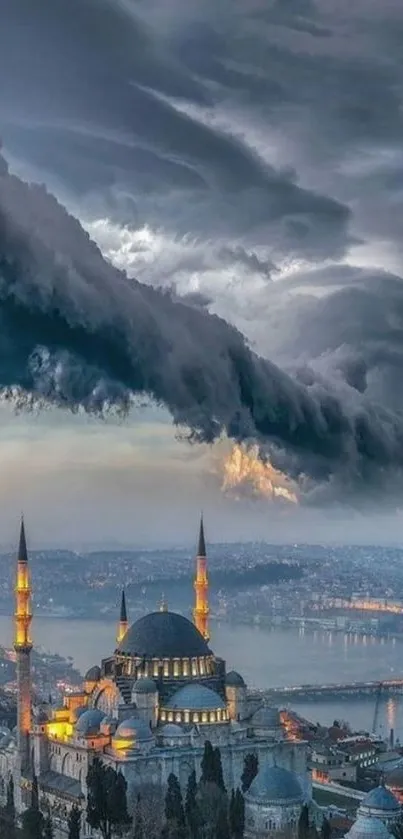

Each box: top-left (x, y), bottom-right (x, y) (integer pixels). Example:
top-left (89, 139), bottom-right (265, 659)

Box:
top-left (68, 805), bottom-right (82, 839)
top-left (213, 748), bottom-right (226, 792)
top-left (165, 773), bottom-right (186, 839)
top-left (133, 794), bottom-right (144, 839)
top-left (298, 804), bottom-right (310, 839)
top-left (234, 790), bottom-right (245, 839)
top-left (201, 741), bottom-right (216, 785)
top-left (21, 807), bottom-right (44, 839)
top-left (31, 774), bottom-right (39, 810)
top-left (240, 754), bottom-right (258, 793)
top-left (21, 773), bottom-right (44, 839)
top-left (87, 757), bottom-right (131, 839)
top-left (216, 805), bottom-right (230, 839)
top-left (5, 775), bottom-right (16, 839)
top-left (321, 817), bottom-right (331, 839)
top-left (44, 816), bottom-right (54, 839)
top-left (229, 790), bottom-right (236, 836)
top-left (185, 770), bottom-right (200, 839)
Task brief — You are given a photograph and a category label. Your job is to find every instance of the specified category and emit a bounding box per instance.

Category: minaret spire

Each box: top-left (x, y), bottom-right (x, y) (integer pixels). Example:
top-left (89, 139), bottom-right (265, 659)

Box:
top-left (116, 589), bottom-right (128, 644)
top-left (198, 515), bottom-right (206, 558)
top-left (193, 514), bottom-right (210, 641)
top-left (14, 516), bottom-right (32, 776)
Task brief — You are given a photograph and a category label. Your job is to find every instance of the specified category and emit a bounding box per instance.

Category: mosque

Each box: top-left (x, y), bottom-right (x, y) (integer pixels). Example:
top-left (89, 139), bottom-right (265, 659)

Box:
top-left (0, 517), bottom-right (310, 837)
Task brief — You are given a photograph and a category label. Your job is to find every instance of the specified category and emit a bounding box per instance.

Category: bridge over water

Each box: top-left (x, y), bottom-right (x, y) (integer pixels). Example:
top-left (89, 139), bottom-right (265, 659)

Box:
top-left (249, 678), bottom-right (403, 701)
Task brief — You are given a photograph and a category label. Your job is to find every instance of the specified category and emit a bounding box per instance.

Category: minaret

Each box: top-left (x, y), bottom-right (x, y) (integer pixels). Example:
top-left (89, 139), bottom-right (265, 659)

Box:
top-left (116, 589), bottom-right (128, 644)
top-left (14, 517), bottom-right (32, 776)
top-left (193, 515), bottom-right (210, 641)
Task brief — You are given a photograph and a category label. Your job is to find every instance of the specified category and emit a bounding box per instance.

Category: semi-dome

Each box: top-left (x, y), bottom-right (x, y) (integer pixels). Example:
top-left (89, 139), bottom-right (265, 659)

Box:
top-left (247, 765), bottom-right (303, 804)
top-left (75, 708), bottom-right (104, 736)
top-left (115, 717), bottom-right (153, 742)
top-left (226, 671), bottom-right (245, 688)
top-left (117, 611), bottom-right (211, 658)
top-left (85, 665), bottom-right (101, 682)
top-left (359, 784), bottom-right (400, 815)
top-left (133, 678), bottom-right (158, 694)
top-left (160, 724), bottom-right (184, 737)
top-left (252, 706), bottom-right (281, 728)
top-left (167, 684), bottom-right (226, 711)
top-left (346, 816), bottom-right (392, 839)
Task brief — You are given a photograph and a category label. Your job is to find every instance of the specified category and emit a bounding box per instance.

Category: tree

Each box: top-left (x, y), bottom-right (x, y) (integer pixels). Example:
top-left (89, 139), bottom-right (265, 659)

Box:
top-left (240, 754), bottom-right (258, 793)
top-left (130, 785), bottom-right (164, 839)
top-left (164, 773), bottom-right (186, 839)
top-left (216, 805), bottom-right (230, 839)
top-left (321, 817), bottom-right (331, 839)
top-left (87, 757), bottom-right (132, 839)
top-left (229, 789), bottom-right (244, 839)
top-left (185, 771), bottom-right (201, 839)
top-left (213, 748), bottom-right (225, 792)
top-left (21, 773), bottom-right (44, 839)
top-left (21, 807), bottom-right (44, 839)
top-left (44, 816), bottom-right (54, 839)
top-left (68, 805), bottom-right (82, 839)
top-left (3, 775), bottom-right (16, 839)
top-left (201, 741), bottom-right (216, 785)
top-left (298, 805), bottom-right (310, 839)
top-left (31, 774), bottom-right (39, 810)
top-left (133, 794), bottom-right (143, 839)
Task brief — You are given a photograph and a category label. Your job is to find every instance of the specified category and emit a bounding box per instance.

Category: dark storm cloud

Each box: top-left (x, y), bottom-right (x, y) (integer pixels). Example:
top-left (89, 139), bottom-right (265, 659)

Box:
top-left (275, 267), bottom-right (403, 412)
top-left (2, 0), bottom-right (403, 508)
top-left (0, 0), bottom-right (353, 261)
top-left (2, 155), bottom-right (403, 503)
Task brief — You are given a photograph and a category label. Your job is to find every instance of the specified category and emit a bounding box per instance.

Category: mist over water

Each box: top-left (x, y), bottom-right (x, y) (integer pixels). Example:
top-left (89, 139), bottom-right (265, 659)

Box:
top-left (2, 614), bottom-right (402, 738)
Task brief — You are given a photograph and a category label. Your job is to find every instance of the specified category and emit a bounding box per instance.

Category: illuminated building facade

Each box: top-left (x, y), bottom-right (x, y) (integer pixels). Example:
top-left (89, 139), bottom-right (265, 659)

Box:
top-left (0, 518), bottom-right (309, 838)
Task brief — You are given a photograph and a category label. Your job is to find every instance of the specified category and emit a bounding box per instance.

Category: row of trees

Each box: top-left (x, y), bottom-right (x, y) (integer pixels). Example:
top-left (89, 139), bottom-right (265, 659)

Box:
top-left (159, 742), bottom-right (255, 839)
top-left (0, 774), bottom-right (82, 839)
top-left (0, 745), bottom-right (260, 839)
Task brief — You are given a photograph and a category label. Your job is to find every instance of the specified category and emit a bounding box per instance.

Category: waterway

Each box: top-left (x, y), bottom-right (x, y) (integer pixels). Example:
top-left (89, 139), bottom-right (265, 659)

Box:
top-left (1, 615), bottom-right (402, 740)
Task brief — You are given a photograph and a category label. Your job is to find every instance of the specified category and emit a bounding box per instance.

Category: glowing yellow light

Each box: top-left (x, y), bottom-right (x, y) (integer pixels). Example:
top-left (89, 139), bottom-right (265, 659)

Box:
top-left (47, 721), bottom-right (73, 740)
top-left (221, 443), bottom-right (298, 504)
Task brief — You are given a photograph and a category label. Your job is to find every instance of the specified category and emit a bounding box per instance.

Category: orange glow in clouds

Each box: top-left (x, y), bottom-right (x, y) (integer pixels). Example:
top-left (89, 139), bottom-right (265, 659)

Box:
top-left (222, 443), bottom-right (298, 504)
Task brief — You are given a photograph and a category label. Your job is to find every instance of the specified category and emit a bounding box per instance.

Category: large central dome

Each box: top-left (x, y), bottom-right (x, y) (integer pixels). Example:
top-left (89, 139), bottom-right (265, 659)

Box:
top-left (117, 611), bottom-right (212, 658)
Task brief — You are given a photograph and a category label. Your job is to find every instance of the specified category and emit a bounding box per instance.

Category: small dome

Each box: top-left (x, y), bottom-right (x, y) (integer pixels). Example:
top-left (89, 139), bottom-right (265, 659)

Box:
top-left (360, 785), bottom-right (400, 813)
top-left (75, 708), bottom-right (104, 736)
top-left (226, 671), bottom-right (245, 688)
top-left (133, 678), bottom-right (157, 694)
top-left (252, 706), bottom-right (281, 728)
top-left (85, 665), bottom-right (101, 682)
top-left (115, 717), bottom-right (153, 742)
top-left (160, 724), bottom-right (184, 737)
top-left (247, 765), bottom-right (303, 804)
top-left (387, 766), bottom-right (403, 790)
top-left (71, 706), bottom-right (87, 723)
top-left (346, 817), bottom-right (392, 839)
top-left (167, 684), bottom-right (226, 711)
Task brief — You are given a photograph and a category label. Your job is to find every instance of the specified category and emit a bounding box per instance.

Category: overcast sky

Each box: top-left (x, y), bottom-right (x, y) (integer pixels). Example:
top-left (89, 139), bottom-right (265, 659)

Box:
top-left (1, 0), bottom-right (403, 547)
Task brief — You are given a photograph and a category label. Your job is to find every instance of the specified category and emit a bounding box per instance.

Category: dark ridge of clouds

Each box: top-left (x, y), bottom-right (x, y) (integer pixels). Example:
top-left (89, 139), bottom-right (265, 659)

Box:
top-left (2, 156), bottom-right (403, 506)
top-left (1, 0), bottom-right (403, 511)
